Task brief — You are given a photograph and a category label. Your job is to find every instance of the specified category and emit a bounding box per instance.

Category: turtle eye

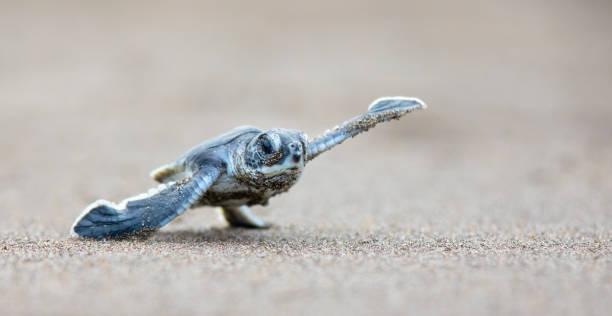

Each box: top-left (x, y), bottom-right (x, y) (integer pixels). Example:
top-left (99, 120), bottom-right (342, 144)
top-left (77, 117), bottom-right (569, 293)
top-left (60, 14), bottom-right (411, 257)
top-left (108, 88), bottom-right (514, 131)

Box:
top-left (260, 135), bottom-right (274, 155)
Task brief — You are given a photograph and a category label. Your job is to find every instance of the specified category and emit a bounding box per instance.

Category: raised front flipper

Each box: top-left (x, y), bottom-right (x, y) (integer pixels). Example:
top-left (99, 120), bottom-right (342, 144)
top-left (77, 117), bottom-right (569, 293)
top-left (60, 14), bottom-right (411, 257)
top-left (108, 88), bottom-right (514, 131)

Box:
top-left (305, 96), bottom-right (426, 161)
top-left (71, 166), bottom-right (221, 239)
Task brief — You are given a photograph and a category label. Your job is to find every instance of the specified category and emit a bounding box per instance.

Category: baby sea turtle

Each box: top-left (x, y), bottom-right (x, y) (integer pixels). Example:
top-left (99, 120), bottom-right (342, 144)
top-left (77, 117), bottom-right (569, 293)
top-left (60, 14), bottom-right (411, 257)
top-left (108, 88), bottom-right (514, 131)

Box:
top-left (71, 96), bottom-right (427, 239)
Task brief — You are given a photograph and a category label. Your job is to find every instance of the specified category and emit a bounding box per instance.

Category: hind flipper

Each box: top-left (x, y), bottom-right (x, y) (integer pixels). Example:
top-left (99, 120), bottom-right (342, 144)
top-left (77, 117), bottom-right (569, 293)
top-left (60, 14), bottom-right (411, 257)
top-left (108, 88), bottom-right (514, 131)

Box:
top-left (220, 205), bottom-right (270, 229)
top-left (71, 166), bottom-right (221, 239)
top-left (150, 161), bottom-right (189, 183)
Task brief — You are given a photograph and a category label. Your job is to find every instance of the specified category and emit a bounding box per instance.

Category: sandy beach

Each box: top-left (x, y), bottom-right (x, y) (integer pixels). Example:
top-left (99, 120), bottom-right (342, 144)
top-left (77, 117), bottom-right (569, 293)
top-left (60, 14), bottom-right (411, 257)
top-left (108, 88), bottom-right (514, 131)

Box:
top-left (1, 1), bottom-right (610, 315)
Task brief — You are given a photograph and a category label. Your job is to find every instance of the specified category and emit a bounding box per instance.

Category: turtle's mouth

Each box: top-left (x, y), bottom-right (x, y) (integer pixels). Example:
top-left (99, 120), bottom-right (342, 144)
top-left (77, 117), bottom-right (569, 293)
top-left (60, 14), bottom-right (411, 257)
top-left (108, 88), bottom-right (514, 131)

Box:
top-left (258, 159), bottom-right (303, 176)
top-left (292, 153), bottom-right (302, 163)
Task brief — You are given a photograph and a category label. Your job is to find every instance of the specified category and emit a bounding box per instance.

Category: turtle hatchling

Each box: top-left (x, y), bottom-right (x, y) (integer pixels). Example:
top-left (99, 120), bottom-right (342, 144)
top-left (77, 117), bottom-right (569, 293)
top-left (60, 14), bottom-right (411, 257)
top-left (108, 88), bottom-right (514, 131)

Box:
top-left (71, 96), bottom-right (427, 239)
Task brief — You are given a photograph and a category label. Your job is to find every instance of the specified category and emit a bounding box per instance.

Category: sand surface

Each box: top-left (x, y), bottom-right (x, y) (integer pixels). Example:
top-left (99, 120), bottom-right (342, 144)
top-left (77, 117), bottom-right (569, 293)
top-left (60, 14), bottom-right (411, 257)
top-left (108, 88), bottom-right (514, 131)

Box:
top-left (1, 1), bottom-right (611, 315)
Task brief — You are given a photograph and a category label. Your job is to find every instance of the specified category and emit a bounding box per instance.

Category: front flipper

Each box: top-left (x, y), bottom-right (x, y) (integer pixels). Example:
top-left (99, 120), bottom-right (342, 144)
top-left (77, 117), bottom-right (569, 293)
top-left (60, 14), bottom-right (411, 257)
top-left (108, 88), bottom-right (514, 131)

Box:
top-left (221, 205), bottom-right (270, 229)
top-left (71, 166), bottom-right (221, 239)
top-left (306, 96), bottom-right (427, 161)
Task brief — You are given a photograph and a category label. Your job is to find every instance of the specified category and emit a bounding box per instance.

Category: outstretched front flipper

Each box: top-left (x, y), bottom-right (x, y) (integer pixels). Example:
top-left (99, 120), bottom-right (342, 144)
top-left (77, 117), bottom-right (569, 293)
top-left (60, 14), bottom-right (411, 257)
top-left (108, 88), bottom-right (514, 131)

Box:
top-left (71, 166), bottom-right (221, 239)
top-left (305, 96), bottom-right (426, 161)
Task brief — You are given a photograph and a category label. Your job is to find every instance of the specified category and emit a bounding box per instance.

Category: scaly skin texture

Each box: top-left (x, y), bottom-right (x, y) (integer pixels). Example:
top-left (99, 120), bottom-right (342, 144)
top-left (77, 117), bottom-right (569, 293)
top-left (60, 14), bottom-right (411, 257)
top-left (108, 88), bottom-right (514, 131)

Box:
top-left (194, 129), bottom-right (306, 207)
top-left (233, 145), bottom-right (304, 193)
top-left (196, 97), bottom-right (425, 209)
top-left (70, 96), bottom-right (426, 239)
top-left (306, 96), bottom-right (426, 161)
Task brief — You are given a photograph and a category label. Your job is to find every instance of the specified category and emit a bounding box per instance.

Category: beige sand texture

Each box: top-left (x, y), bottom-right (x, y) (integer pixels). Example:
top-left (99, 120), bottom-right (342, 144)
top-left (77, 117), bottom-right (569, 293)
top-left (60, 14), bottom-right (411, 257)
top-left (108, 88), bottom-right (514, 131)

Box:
top-left (1, 1), bottom-right (611, 315)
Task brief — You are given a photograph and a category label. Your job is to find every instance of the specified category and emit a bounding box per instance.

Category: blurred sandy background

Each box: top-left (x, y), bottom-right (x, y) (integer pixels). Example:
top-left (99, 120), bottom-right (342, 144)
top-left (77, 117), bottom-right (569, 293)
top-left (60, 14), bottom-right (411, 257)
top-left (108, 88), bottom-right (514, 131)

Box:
top-left (1, 1), bottom-right (610, 315)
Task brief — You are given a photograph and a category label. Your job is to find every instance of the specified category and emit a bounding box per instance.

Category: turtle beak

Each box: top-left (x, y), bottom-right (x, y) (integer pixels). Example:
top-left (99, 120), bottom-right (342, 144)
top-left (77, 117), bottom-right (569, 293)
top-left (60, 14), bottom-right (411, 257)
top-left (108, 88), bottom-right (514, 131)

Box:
top-left (288, 141), bottom-right (303, 163)
top-left (292, 152), bottom-right (302, 163)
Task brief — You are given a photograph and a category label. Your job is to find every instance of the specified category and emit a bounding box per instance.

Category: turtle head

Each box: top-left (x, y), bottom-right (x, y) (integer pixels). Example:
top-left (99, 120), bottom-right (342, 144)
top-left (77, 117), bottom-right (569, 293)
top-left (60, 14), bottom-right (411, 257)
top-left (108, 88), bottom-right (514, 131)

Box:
top-left (243, 129), bottom-right (308, 178)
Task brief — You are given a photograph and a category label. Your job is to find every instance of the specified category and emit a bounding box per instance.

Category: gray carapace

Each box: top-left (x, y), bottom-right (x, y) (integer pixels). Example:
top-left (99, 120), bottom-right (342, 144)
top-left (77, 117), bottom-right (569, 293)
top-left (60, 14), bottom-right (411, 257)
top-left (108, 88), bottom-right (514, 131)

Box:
top-left (71, 96), bottom-right (427, 239)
